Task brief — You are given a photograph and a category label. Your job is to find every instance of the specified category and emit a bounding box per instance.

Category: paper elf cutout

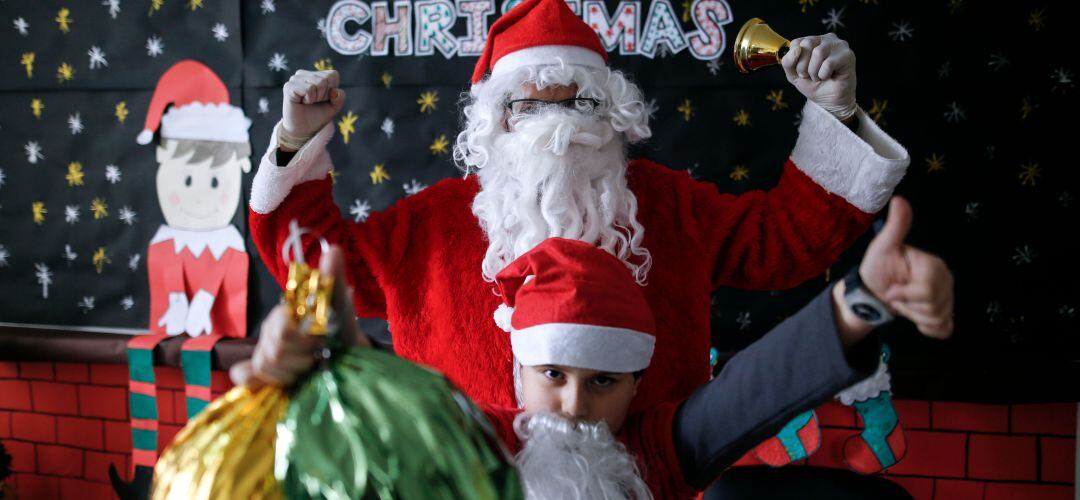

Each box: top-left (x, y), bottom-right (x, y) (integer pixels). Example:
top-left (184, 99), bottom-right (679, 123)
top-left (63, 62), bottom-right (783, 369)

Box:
top-left (112, 60), bottom-right (252, 500)
top-left (841, 345), bottom-right (907, 474)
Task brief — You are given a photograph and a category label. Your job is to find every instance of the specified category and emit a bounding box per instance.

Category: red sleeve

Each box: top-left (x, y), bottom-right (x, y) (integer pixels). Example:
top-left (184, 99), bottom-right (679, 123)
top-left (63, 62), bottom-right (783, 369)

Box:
top-left (692, 161), bottom-right (875, 291)
top-left (147, 241), bottom-right (183, 333)
top-left (248, 177), bottom-right (408, 319)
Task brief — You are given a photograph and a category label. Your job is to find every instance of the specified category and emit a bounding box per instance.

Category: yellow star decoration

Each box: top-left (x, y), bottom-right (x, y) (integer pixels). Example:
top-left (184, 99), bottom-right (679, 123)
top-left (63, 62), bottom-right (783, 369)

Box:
top-left (338, 111), bottom-right (358, 144)
top-left (925, 153), bottom-right (945, 174)
top-left (57, 63), bottom-right (75, 83)
top-left (429, 134), bottom-right (449, 155)
top-left (798, 0), bottom-right (818, 13)
top-left (150, 0), bottom-right (164, 14)
top-left (766, 89), bottom-right (788, 111)
top-left (1019, 162), bottom-right (1041, 186)
top-left (730, 165), bottom-right (750, 181)
top-left (417, 91), bottom-right (439, 114)
top-left (31, 98), bottom-right (44, 119)
top-left (681, 0), bottom-right (691, 22)
top-left (21, 53), bottom-right (35, 78)
top-left (187, 0), bottom-right (203, 10)
top-left (314, 58), bottom-right (334, 71)
top-left (947, 0), bottom-right (963, 14)
top-left (32, 202), bottom-right (47, 225)
top-left (868, 98), bottom-right (888, 124)
top-left (1020, 96), bottom-right (1036, 121)
top-left (91, 198), bottom-right (109, 219)
top-left (66, 162), bottom-right (86, 186)
top-left (1028, 8), bottom-right (1046, 32)
top-left (115, 101), bottom-right (129, 124)
top-left (92, 247), bottom-right (111, 274)
top-left (56, 8), bottom-right (73, 33)
top-left (370, 163), bottom-right (390, 184)
top-left (677, 98), bottom-right (694, 121)
top-left (381, 72), bottom-right (393, 88)
top-left (733, 109), bottom-right (751, 127)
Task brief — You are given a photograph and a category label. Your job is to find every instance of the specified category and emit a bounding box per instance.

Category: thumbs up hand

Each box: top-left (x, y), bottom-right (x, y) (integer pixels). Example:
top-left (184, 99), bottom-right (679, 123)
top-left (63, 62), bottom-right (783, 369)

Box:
top-left (859, 197), bottom-right (955, 339)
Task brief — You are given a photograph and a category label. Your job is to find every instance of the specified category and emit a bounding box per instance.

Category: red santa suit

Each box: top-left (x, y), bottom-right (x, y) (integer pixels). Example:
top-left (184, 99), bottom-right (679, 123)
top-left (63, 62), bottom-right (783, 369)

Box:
top-left (148, 225), bottom-right (249, 338)
top-left (248, 0), bottom-right (909, 412)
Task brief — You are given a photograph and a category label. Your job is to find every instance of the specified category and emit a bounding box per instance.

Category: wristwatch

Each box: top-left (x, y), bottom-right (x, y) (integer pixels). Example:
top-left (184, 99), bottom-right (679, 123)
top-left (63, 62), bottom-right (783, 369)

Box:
top-left (842, 267), bottom-right (894, 326)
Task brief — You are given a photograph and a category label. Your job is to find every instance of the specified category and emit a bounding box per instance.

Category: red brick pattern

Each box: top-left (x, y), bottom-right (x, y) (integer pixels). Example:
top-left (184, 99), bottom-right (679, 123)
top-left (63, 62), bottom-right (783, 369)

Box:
top-left (807, 399), bottom-right (1077, 499)
top-left (0, 362), bottom-right (234, 500)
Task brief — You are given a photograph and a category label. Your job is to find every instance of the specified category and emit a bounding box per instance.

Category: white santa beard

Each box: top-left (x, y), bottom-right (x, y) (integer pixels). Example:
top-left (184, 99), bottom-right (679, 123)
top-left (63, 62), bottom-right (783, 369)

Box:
top-left (513, 412), bottom-right (653, 500)
top-left (471, 109), bottom-right (650, 283)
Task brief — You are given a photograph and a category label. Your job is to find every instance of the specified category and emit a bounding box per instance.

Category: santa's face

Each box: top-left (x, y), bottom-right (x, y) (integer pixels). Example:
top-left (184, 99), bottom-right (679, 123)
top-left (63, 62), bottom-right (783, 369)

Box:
top-left (520, 363), bottom-right (640, 433)
top-left (156, 140), bottom-right (248, 230)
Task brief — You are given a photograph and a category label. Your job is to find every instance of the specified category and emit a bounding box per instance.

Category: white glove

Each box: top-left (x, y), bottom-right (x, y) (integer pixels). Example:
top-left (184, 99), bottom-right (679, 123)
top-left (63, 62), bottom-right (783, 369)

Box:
top-left (185, 289), bottom-right (216, 337)
top-left (781, 33), bottom-right (858, 121)
top-left (158, 292), bottom-right (189, 336)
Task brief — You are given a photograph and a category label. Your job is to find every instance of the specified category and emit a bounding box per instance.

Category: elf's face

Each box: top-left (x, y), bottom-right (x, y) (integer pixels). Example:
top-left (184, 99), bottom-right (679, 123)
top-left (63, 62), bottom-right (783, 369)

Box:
top-left (156, 140), bottom-right (249, 230)
top-left (520, 364), bottom-right (640, 433)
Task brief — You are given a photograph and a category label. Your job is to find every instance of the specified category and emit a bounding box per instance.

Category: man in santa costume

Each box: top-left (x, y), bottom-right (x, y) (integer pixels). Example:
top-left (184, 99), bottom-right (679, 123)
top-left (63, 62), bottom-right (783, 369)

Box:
top-left (248, 0), bottom-right (911, 413)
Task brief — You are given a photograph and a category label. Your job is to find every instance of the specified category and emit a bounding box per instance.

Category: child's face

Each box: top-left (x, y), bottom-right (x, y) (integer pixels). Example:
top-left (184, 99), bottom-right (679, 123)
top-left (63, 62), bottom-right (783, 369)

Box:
top-left (156, 143), bottom-right (245, 230)
top-left (520, 364), bottom-right (640, 433)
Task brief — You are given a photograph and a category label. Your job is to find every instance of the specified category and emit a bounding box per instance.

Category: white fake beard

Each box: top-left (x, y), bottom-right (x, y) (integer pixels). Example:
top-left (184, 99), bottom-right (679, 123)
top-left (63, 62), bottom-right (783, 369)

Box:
top-left (471, 109), bottom-right (646, 282)
top-left (513, 412), bottom-right (653, 500)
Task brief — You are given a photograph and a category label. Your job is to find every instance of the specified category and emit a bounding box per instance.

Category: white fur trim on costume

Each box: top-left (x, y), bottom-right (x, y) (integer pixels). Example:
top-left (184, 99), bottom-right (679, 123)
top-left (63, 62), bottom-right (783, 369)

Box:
top-left (494, 304), bottom-right (515, 333)
top-left (511, 323), bottom-right (655, 373)
top-left (491, 45), bottom-right (606, 79)
top-left (249, 121), bottom-right (335, 214)
top-left (790, 100), bottom-right (909, 213)
top-left (835, 357), bottom-right (891, 406)
top-left (150, 224), bottom-right (245, 260)
top-left (160, 102), bottom-right (251, 144)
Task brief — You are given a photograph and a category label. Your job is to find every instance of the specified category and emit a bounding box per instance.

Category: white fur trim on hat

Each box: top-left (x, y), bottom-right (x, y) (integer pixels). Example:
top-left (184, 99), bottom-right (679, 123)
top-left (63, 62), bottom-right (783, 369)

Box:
top-left (511, 323), bottom-right (655, 373)
top-left (835, 357), bottom-right (891, 406)
top-left (491, 45), bottom-right (606, 79)
top-left (790, 100), bottom-right (909, 213)
top-left (161, 102), bottom-right (251, 144)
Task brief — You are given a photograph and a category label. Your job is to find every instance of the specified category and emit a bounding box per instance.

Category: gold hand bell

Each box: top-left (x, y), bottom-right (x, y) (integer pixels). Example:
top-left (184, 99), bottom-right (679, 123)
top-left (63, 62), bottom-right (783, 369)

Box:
top-left (734, 18), bottom-right (791, 74)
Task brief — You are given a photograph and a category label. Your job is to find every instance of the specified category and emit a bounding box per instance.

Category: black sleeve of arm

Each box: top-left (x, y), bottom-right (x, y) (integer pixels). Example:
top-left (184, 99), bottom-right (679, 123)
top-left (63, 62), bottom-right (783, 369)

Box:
top-left (672, 287), bottom-right (883, 489)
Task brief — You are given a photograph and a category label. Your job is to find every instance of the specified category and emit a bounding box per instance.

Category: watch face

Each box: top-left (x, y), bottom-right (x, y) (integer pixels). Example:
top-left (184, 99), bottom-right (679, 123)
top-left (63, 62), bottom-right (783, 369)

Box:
top-left (852, 302), bottom-right (882, 322)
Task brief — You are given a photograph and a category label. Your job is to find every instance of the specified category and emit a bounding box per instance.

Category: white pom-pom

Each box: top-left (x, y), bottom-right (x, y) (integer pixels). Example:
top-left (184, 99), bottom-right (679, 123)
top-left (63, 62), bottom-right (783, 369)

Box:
top-left (836, 358), bottom-right (892, 406)
top-left (136, 129), bottom-right (153, 145)
top-left (493, 303), bottom-right (515, 333)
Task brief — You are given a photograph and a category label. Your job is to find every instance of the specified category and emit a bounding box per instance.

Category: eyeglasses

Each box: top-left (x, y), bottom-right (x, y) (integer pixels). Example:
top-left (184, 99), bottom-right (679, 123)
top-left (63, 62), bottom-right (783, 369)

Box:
top-left (504, 98), bottom-right (601, 116)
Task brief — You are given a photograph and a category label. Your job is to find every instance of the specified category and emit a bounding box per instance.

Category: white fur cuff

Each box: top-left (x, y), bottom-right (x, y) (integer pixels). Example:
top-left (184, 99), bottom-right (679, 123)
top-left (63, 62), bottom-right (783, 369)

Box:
top-left (790, 100), bottom-right (910, 214)
top-left (249, 121), bottom-right (336, 214)
top-left (835, 357), bottom-right (891, 406)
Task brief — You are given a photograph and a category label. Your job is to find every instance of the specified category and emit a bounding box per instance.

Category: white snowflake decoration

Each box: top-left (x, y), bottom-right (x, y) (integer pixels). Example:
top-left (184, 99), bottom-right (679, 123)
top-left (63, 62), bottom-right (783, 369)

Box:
top-left (105, 164), bottom-right (121, 183)
top-left (944, 101), bottom-right (966, 123)
top-left (1012, 245), bottom-right (1034, 265)
top-left (88, 46), bottom-right (108, 69)
top-left (316, 18), bottom-right (327, 34)
top-left (68, 113), bottom-right (84, 135)
top-left (1060, 305), bottom-right (1076, 319)
top-left (645, 98), bottom-right (660, 120)
top-left (121, 296), bottom-right (135, 310)
top-left (736, 311), bottom-right (751, 330)
top-left (268, 53), bottom-right (289, 72)
top-left (261, 0), bottom-right (276, 14)
top-left (118, 206), bottom-right (137, 225)
top-left (258, 97), bottom-right (270, 114)
top-left (937, 61), bottom-right (952, 78)
top-left (63, 244), bottom-right (78, 264)
top-left (964, 201), bottom-right (980, 220)
top-left (102, 0), bottom-right (121, 19)
top-left (988, 52), bottom-right (1009, 72)
top-left (128, 253), bottom-right (141, 271)
top-left (349, 199), bottom-right (372, 222)
top-left (986, 301), bottom-right (1001, 323)
top-left (35, 263), bottom-right (53, 298)
top-left (706, 57), bottom-right (723, 76)
top-left (1051, 67), bottom-right (1074, 93)
top-left (0, 168), bottom-right (5, 189)
top-left (212, 23), bottom-right (229, 42)
top-left (146, 35), bottom-right (164, 57)
top-left (13, 17), bottom-right (29, 36)
top-left (25, 141), bottom-right (44, 164)
top-left (1060, 191), bottom-right (1073, 208)
top-left (0, 245), bottom-right (9, 267)
top-left (380, 117), bottom-right (395, 138)
top-left (822, 7), bottom-right (846, 30)
top-left (888, 20), bottom-right (913, 42)
top-left (78, 296), bottom-right (96, 313)
top-left (64, 205), bottom-right (80, 224)
top-left (404, 179), bottom-right (427, 196)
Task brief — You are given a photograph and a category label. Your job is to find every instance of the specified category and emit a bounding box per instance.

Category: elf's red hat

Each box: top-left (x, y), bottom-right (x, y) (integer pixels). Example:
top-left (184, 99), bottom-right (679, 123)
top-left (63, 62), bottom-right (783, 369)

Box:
top-left (471, 0), bottom-right (608, 84)
top-left (136, 60), bottom-right (250, 145)
top-left (493, 238), bottom-right (655, 373)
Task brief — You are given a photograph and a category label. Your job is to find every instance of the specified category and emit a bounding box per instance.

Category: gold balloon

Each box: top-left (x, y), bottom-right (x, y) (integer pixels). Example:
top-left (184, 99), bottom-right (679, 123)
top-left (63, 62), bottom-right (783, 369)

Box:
top-left (734, 18), bottom-right (791, 73)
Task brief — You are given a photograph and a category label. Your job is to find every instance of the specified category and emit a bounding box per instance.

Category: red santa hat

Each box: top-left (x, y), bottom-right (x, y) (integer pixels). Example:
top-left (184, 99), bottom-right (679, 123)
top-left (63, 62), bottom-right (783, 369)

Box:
top-left (136, 59), bottom-right (250, 145)
top-left (471, 0), bottom-right (608, 84)
top-left (493, 238), bottom-right (655, 373)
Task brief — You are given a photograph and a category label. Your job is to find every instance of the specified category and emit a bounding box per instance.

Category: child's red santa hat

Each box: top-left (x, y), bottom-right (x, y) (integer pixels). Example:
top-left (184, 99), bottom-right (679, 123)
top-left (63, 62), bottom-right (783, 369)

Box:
top-left (471, 0), bottom-right (608, 84)
top-left (493, 238), bottom-right (655, 373)
top-left (136, 59), bottom-right (250, 145)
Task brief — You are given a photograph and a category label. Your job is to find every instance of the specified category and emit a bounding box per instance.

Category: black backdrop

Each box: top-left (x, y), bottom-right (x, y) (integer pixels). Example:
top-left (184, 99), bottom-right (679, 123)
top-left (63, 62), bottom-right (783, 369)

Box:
top-left (1, 0), bottom-right (1076, 398)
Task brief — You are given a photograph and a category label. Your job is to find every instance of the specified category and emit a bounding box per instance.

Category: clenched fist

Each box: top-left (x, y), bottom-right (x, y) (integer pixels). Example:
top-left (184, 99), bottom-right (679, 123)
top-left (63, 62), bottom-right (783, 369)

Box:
top-left (281, 69), bottom-right (347, 140)
top-left (781, 33), bottom-right (857, 121)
